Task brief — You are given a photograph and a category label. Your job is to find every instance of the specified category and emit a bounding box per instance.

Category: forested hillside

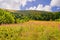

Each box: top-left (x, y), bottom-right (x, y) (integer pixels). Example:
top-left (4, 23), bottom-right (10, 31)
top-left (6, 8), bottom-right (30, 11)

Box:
top-left (0, 9), bottom-right (60, 24)
top-left (14, 10), bottom-right (60, 21)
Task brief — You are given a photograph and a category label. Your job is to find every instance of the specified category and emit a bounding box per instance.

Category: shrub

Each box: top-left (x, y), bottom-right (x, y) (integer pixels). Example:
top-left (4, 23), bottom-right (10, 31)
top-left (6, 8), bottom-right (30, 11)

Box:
top-left (55, 19), bottom-right (60, 21)
top-left (0, 26), bottom-right (22, 40)
top-left (0, 10), bottom-right (15, 24)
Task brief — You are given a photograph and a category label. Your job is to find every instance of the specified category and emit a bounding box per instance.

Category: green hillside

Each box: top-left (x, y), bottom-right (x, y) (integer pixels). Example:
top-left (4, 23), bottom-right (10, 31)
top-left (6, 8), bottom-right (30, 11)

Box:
top-left (0, 9), bottom-right (60, 24)
top-left (13, 10), bottom-right (60, 21)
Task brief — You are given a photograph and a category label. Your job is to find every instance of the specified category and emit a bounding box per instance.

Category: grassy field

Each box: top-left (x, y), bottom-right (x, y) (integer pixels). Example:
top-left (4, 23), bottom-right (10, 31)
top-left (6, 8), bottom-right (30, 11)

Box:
top-left (0, 20), bottom-right (60, 40)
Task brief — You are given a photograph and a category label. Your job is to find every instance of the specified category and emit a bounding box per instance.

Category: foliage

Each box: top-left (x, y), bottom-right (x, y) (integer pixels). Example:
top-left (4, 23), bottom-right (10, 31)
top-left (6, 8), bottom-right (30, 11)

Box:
top-left (0, 26), bottom-right (22, 40)
top-left (14, 10), bottom-right (60, 21)
top-left (0, 25), bottom-right (60, 40)
top-left (0, 9), bottom-right (60, 24)
top-left (0, 9), bottom-right (15, 24)
top-left (55, 19), bottom-right (60, 21)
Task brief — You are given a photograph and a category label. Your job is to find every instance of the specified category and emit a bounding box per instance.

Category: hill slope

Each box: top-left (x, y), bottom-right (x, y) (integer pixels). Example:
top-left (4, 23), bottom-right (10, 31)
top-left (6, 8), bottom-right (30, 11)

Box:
top-left (0, 8), bottom-right (60, 24)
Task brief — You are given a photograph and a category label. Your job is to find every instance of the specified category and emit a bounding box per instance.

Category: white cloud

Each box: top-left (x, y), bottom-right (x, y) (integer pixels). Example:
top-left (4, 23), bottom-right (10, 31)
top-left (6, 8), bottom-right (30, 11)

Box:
top-left (0, 0), bottom-right (3, 1)
top-left (20, 0), bottom-right (35, 7)
top-left (36, 4), bottom-right (44, 10)
top-left (50, 0), bottom-right (60, 7)
top-left (0, 0), bottom-right (35, 10)
top-left (26, 0), bottom-right (60, 11)
top-left (43, 5), bottom-right (51, 11)
top-left (26, 4), bottom-right (51, 11)
top-left (0, 0), bottom-right (60, 11)
top-left (26, 6), bottom-right (36, 10)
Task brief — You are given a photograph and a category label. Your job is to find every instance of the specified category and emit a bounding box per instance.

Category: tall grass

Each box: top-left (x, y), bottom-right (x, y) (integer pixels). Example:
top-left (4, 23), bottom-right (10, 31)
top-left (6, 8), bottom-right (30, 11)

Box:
top-left (0, 26), bottom-right (60, 40)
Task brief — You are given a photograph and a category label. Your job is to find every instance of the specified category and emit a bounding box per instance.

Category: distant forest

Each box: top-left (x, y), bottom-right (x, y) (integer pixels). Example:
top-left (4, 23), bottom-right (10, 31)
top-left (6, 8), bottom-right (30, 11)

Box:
top-left (0, 9), bottom-right (60, 24)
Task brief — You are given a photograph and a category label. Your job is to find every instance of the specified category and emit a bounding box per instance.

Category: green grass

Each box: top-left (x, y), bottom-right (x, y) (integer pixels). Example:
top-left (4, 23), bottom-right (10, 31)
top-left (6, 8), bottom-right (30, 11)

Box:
top-left (0, 25), bottom-right (60, 40)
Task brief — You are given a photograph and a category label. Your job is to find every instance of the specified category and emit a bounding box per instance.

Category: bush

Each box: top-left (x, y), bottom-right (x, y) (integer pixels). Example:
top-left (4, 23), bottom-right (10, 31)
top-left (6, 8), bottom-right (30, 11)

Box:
top-left (55, 19), bottom-right (60, 21)
top-left (0, 26), bottom-right (22, 40)
top-left (0, 9), bottom-right (15, 24)
top-left (15, 18), bottom-right (21, 23)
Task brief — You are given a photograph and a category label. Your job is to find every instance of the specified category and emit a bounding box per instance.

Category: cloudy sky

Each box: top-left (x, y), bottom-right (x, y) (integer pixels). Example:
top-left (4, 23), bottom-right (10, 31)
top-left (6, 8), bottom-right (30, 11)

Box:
top-left (0, 0), bottom-right (60, 12)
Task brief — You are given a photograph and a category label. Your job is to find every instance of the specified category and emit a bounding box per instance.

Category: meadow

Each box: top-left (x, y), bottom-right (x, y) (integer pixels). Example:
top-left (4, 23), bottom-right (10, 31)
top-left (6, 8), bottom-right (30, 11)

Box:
top-left (0, 20), bottom-right (60, 40)
top-left (0, 9), bottom-right (60, 40)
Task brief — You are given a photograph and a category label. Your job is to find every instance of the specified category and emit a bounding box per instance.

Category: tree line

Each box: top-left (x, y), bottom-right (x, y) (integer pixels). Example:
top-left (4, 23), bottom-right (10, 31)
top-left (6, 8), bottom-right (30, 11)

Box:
top-left (0, 9), bottom-right (60, 24)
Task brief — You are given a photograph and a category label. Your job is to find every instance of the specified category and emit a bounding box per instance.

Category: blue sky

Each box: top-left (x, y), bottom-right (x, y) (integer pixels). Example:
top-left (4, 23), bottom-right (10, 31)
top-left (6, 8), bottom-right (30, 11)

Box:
top-left (21, 0), bottom-right (51, 9)
top-left (0, 0), bottom-right (60, 12)
top-left (20, 0), bottom-right (60, 12)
